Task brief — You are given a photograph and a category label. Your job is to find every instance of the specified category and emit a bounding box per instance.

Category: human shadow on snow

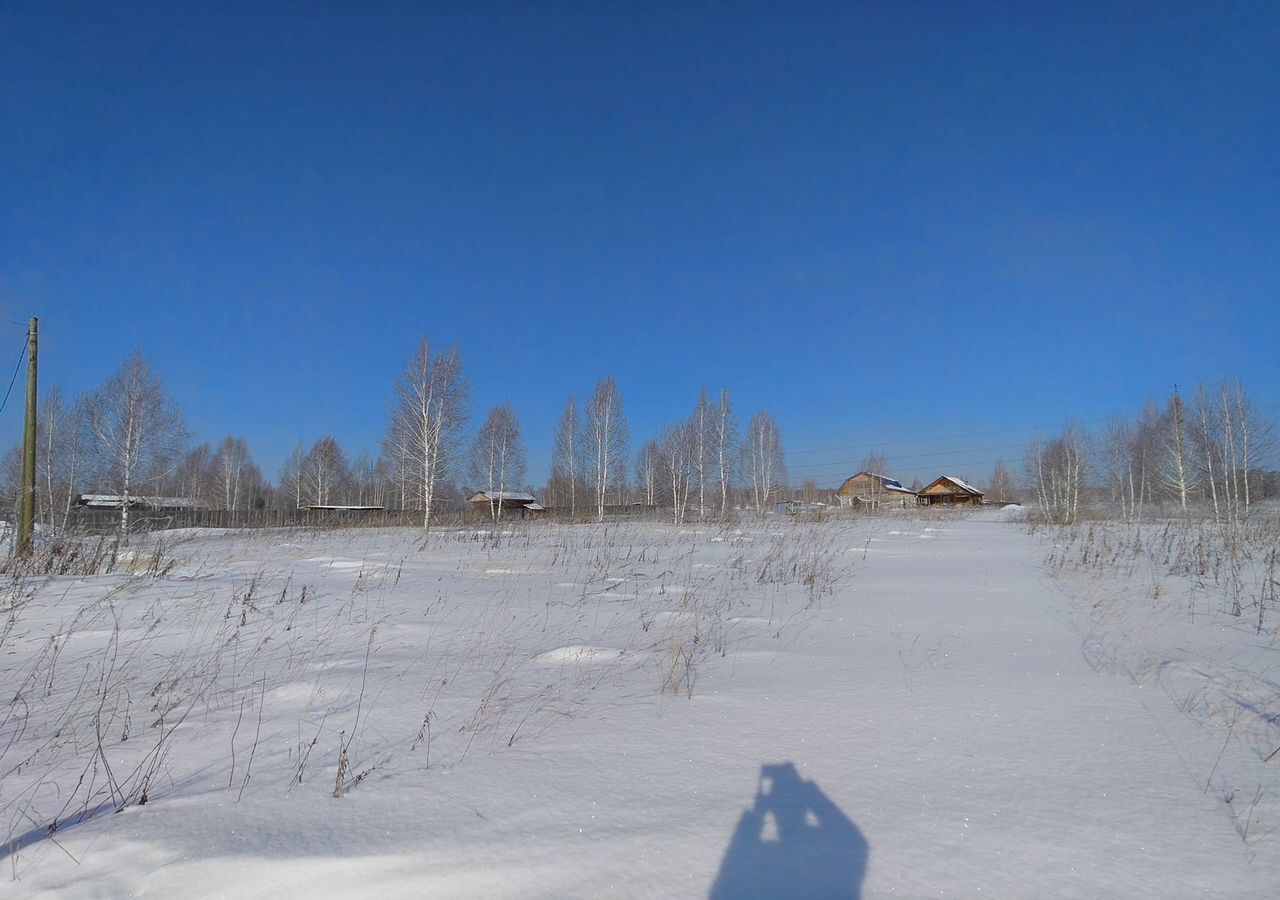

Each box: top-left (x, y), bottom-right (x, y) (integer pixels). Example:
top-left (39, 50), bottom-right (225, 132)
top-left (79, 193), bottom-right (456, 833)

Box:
top-left (709, 762), bottom-right (868, 899)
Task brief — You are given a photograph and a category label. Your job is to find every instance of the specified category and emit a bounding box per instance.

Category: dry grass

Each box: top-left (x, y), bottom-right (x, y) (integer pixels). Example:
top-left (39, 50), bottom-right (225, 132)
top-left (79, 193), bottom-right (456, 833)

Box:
top-left (2, 516), bottom-right (860, 875)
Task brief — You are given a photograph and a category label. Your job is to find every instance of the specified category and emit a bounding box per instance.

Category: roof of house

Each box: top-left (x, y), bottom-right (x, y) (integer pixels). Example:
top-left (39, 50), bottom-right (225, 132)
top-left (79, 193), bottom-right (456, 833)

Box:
top-left (921, 475), bottom-right (984, 495)
top-left (466, 490), bottom-right (537, 503)
top-left (304, 505), bottom-right (386, 511)
top-left (838, 472), bottom-right (917, 495)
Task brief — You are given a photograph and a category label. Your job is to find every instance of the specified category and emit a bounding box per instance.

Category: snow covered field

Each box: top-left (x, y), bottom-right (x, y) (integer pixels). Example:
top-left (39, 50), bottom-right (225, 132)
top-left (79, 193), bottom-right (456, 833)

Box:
top-left (3, 511), bottom-right (1277, 898)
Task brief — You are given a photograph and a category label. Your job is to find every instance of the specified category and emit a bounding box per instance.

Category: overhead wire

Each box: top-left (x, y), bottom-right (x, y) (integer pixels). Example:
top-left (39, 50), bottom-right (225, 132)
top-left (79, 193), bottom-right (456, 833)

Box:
top-left (782, 415), bottom-right (1119, 456)
top-left (0, 337), bottom-right (27, 418)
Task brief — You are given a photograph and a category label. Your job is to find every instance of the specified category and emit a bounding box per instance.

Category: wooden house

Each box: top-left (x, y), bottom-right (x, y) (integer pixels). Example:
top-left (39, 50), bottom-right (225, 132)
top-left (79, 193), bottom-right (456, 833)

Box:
top-left (917, 475), bottom-right (984, 506)
top-left (466, 490), bottom-right (543, 518)
top-left (835, 473), bottom-right (918, 510)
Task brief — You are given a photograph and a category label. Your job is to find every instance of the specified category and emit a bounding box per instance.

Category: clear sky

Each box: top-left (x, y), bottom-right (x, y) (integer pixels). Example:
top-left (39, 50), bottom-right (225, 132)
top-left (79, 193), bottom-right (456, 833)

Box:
top-left (2, 1), bottom-right (1277, 488)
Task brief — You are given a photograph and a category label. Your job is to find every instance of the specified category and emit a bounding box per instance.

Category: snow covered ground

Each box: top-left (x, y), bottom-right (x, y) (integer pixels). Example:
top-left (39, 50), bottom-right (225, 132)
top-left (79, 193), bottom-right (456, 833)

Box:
top-left (3, 511), bottom-right (1276, 898)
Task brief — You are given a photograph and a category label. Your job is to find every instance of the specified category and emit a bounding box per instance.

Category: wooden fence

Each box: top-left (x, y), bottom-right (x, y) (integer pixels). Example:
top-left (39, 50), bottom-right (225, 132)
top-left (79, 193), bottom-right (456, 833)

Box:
top-left (62, 503), bottom-right (666, 534)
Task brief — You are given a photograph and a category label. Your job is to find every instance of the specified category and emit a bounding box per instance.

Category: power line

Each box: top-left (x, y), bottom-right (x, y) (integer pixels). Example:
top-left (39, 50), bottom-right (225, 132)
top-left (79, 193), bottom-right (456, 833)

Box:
top-left (784, 441), bottom-right (1028, 474)
top-left (0, 338), bottom-right (27, 418)
top-left (784, 415), bottom-right (1119, 457)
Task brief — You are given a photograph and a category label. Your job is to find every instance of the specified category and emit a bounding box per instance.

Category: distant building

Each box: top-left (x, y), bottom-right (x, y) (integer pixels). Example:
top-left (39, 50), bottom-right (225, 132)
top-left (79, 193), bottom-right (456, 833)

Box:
top-left (917, 475), bottom-right (984, 506)
top-left (77, 494), bottom-right (208, 511)
top-left (303, 505), bottom-right (385, 512)
top-left (775, 500), bottom-right (828, 516)
top-left (466, 490), bottom-right (544, 518)
top-left (835, 473), bottom-right (917, 510)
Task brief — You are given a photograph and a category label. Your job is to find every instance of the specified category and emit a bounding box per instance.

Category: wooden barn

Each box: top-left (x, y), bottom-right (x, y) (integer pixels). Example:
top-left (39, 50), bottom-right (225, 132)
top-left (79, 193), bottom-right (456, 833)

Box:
top-left (78, 494), bottom-right (208, 511)
top-left (917, 475), bottom-right (984, 507)
top-left (835, 473), bottom-right (918, 510)
top-left (466, 490), bottom-right (545, 518)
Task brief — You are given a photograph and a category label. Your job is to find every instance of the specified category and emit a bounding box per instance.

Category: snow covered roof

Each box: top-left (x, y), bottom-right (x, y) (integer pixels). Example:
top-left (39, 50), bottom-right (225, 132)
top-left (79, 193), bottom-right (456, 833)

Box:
top-left (524, 503), bottom-right (546, 511)
top-left (839, 473), bottom-right (917, 495)
top-left (923, 475), bottom-right (983, 495)
top-left (79, 494), bottom-right (128, 507)
top-left (467, 491), bottom-right (537, 503)
top-left (78, 494), bottom-right (208, 509)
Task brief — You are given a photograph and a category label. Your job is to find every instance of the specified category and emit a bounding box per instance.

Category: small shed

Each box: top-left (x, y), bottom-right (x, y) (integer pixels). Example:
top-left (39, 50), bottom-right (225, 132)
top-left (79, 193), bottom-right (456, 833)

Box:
top-left (466, 490), bottom-right (542, 518)
top-left (917, 475), bottom-right (984, 507)
top-left (835, 473), bottom-right (917, 510)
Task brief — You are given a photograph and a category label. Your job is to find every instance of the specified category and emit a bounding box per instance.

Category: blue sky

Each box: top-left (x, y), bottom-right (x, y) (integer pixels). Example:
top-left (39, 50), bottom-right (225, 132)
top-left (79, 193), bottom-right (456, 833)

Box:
top-left (2, 1), bottom-right (1277, 487)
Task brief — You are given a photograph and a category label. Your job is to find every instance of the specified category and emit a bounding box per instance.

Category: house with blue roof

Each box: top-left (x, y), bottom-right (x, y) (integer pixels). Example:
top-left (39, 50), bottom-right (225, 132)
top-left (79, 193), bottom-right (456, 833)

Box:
top-left (835, 472), bottom-right (918, 510)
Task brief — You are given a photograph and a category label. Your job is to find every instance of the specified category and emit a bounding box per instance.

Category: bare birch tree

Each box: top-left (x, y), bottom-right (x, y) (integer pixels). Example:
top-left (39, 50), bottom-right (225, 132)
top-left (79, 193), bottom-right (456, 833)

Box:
top-left (387, 338), bottom-right (469, 530)
top-left (379, 430), bottom-right (411, 511)
top-left (744, 410), bottom-right (785, 513)
top-left (1189, 379), bottom-right (1276, 523)
top-left (858, 452), bottom-right (890, 475)
top-left (584, 376), bottom-right (629, 522)
top-left (302, 436), bottom-right (349, 507)
top-left (1101, 419), bottom-right (1142, 523)
top-left (1132, 399), bottom-right (1163, 517)
top-left (658, 418), bottom-right (695, 525)
top-left (469, 403), bottom-right (526, 522)
top-left (1025, 421), bottom-right (1087, 524)
top-left (636, 440), bottom-right (660, 507)
top-left (550, 397), bottom-right (581, 517)
top-left (857, 451), bottom-right (891, 507)
top-left (692, 389), bottom-right (711, 520)
top-left (214, 436), bottom-right (255, 510)
top-left (0, 447), bottom-right (20, 518)
top-left (1218, 379), bottom-right (1275, 520)
top-left (85, 351), bottom-right (189, 533)
top-left (351, 451), bottom-right (374, 507)
top-left (987, 460), bottom-right (1015, 504)
top-left (1160, 386), bottom-right (1193, 512)
top-left (37, 386), bottom-right (88, 528)
top-left (278, 442), bottom-right (306, 510)
top-left (169, 444), bottom-right (211, 504)
top-left (712, 388), bottom-right (738, 517)
top-left (1191, 385), bottom-right (1224, 522)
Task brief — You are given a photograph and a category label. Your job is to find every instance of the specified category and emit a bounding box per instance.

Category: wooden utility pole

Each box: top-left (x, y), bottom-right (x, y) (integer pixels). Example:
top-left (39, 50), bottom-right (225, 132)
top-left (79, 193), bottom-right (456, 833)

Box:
top-left (17, 316), bottom-right (37, 557)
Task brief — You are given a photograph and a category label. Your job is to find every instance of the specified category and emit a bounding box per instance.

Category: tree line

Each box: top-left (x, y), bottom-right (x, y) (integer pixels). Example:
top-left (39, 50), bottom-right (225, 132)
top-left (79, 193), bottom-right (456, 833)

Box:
top-left (4, 337), bottom-right (792, 531)
top-left (1021, 380), bottom-right (1277, 524)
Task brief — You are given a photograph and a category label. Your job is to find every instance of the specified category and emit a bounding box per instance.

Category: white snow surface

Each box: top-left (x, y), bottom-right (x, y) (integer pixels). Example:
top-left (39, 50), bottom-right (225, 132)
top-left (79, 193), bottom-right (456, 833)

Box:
top-left (3, 513), bottom-right (1276, 898)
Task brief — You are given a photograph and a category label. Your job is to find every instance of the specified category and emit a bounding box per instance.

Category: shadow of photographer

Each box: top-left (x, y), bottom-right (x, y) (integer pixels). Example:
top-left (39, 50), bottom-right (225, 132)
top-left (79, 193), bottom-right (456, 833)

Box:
top-left (709, 762), bottom-right (868, 899)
